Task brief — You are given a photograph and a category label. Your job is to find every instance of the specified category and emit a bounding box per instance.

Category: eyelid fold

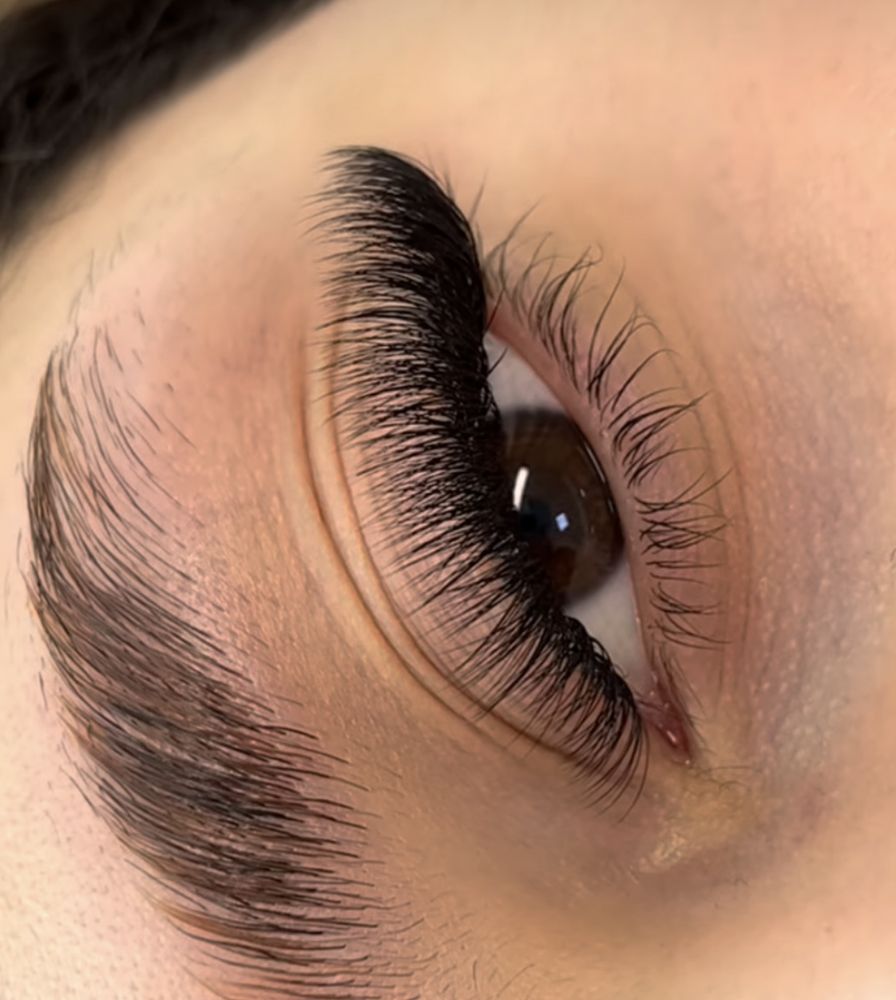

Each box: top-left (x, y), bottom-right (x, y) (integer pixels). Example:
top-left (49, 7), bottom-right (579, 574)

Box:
top-left (309, 146), bottom-right (645, 805)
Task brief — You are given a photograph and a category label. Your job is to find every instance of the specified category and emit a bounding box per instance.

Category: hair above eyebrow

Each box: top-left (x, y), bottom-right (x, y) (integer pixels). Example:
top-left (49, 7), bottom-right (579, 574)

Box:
top-left (0, 0), bottom-right (327, 252)
top-left (24, 329), bottom-right (421, 999)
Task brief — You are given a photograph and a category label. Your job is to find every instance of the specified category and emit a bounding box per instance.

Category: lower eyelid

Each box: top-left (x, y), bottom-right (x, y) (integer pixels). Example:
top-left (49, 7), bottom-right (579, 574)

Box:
top-left (487, 287), bottom-right (732, 651)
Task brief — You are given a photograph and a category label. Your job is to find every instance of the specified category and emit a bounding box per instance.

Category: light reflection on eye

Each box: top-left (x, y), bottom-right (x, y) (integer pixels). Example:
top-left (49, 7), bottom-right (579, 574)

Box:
top-left (488, 333), bottom-right (649, 690)
top-left (502, 407), bottom-right (623, 604)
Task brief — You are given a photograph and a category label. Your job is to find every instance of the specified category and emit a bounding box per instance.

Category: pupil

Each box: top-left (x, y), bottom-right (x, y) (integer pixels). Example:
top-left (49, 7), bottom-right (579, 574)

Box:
top-left (502, 408), bottom-right (623, 605)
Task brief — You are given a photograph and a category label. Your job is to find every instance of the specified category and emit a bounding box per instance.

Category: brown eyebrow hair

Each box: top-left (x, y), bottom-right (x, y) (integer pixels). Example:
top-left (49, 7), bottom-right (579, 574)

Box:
top-left (0, 0), bottom-right (326, 252)
top-left (24, 327), bottom-right (420, 999)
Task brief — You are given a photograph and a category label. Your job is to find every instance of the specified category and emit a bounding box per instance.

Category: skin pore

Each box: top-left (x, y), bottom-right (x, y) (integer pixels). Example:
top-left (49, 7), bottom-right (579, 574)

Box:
top-left (2, 1), bottom-right (896, 997)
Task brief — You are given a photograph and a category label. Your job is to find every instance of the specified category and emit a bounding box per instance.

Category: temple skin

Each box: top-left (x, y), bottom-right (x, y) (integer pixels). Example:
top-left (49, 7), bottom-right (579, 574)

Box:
top-left (1, 1), bottom-right (896, 997)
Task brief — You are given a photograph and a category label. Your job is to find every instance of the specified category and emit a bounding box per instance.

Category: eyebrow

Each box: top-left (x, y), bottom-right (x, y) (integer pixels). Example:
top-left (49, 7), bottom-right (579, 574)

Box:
top-left (24, 326), bottom-right (414, 997)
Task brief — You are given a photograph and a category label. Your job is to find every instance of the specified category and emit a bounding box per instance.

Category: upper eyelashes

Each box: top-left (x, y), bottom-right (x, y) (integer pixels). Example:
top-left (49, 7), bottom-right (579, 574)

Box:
top-left (309, 145), bottom-right (728, 804)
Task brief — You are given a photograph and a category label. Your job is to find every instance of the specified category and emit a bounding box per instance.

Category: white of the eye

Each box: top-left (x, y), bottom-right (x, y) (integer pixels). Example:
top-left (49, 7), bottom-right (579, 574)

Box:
top-left (486, 331), bottom-right (652, 692)
top-left (568, 561), bottom-right (649, 690)
top-left (486, 332), bottom-right (563, 413)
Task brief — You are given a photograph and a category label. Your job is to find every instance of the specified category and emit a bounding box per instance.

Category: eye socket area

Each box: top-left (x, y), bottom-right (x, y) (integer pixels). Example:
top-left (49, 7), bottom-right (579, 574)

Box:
top-left (306, 146), bottom-right (718, 796)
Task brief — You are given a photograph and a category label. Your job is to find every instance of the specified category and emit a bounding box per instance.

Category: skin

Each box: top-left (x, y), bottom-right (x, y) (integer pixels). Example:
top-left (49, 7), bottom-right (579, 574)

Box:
top-left (1, 0), bottom-right (895, 996)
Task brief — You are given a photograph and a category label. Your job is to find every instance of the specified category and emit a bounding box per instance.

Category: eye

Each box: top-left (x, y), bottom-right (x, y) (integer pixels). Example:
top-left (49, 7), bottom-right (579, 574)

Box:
top-left (309, 146), bottom-right (725, 801)
top-left (503, 403), bottom-right (623, 605)
top-left (490, 332), bottom-right (624, 607)
top-left (489, 336), bottom-right (647, 696)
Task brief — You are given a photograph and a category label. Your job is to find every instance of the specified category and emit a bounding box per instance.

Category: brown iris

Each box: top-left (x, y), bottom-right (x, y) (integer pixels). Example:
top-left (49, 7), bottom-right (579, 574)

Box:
top-left (502, 409), bottom-right (624, 606)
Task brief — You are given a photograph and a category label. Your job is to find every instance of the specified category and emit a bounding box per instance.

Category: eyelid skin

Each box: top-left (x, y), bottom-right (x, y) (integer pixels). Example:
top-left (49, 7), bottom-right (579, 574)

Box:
top-left (312, 147), bottom-right (651, 805)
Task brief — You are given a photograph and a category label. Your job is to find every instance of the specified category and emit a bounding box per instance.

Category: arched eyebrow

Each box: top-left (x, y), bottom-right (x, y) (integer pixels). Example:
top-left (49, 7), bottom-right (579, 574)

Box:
top-left (23, 326), bottom-right (416, 998)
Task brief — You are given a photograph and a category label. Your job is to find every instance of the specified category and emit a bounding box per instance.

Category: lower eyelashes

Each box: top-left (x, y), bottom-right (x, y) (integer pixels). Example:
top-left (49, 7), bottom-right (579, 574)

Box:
top-left (309, 145), bottom-right (728, 803)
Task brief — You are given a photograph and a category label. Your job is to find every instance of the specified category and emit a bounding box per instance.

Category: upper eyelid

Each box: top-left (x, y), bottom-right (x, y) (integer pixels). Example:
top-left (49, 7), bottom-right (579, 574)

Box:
top-left (311, 146), bottom-right (648, 798)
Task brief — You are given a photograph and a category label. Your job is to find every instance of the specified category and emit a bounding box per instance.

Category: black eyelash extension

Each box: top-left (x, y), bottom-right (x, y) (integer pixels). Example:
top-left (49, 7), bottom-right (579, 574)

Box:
top-left (313, 146), bottom-right (643, 803)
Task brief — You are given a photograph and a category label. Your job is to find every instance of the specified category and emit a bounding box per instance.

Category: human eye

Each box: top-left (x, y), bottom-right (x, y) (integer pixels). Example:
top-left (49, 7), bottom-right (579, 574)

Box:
top-left (304, 147), bottom-right (731, 806)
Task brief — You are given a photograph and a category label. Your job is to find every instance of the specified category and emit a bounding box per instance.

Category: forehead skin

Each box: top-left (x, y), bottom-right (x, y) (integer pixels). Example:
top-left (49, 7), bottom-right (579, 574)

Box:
top-left (1, 1), bottom-right (895, 998)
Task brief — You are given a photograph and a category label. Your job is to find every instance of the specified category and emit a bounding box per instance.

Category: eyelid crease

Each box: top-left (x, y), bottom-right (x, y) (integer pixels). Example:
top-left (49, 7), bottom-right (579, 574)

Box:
top-left (312, 145), bottom-right (646, 806)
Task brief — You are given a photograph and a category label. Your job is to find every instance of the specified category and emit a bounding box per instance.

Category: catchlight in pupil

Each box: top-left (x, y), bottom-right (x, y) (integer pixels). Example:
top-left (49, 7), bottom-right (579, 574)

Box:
top-left (502, 408), bottom-right (624, 606)
top-left (487, 331), bottom-right (648, 692)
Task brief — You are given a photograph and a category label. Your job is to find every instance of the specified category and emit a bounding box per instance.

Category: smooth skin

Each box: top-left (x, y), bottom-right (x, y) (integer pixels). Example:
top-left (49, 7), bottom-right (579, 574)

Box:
top-left (1, 1), bottom-right (895, 997)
